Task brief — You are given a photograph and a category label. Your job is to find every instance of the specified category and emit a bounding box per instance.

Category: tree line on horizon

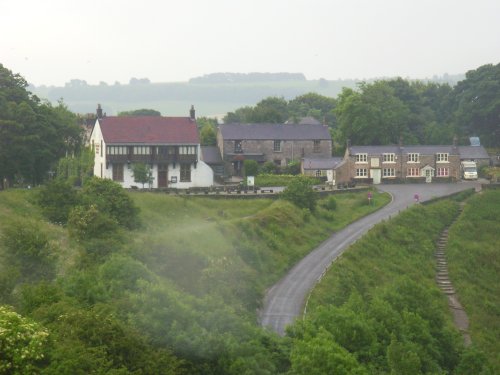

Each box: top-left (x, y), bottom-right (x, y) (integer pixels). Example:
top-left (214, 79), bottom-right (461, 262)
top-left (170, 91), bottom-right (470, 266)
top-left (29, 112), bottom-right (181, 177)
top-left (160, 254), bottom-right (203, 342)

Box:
top-left (223, 63), bottom-right (500, 150)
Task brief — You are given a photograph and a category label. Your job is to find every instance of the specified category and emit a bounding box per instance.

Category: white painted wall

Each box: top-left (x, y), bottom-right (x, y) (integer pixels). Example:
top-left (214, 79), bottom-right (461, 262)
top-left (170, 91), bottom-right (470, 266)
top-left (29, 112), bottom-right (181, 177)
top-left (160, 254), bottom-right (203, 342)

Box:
top-left (90, 127), bottom-right (213, 189)
top-left (89, 120), bottom-right (107, 179)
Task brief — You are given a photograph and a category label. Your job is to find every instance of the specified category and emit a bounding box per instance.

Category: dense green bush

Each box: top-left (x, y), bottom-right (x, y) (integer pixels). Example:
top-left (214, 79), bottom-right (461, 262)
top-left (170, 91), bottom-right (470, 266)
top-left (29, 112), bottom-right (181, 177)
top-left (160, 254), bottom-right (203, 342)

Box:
top-left (80, 177), bottom-right (140, 229)
top-left (243, 160), bottom-right (259, 177)
top-left (0, 305), bottom-right (49, 374)
top-left (2, 221), bottom-right (56, 282)
top-left (322, 195), bottom-right (337, 211)
top-left (36, 179), bottom-right (79, 224)
top-left (280, 176), bottom-right (317, 212)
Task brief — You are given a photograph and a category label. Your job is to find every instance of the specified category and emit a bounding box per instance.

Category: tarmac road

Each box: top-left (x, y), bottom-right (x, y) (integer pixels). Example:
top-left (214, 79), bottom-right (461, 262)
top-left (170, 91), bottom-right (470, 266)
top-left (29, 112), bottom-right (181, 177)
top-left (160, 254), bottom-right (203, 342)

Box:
top-left (259, 182), bottom-right (480, 335)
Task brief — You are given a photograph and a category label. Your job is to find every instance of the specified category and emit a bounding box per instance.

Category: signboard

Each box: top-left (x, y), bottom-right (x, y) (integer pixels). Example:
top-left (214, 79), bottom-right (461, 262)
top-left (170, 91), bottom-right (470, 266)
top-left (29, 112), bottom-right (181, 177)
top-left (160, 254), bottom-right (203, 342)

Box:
top-left (247, 176), bottom-right (255, 186)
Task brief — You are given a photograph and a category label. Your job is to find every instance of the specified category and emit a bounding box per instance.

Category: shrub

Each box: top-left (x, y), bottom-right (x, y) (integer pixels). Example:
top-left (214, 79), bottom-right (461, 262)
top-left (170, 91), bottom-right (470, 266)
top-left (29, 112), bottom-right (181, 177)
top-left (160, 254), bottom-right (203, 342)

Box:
top-left (36, 179), bottom-right (79, 224)
top-left (2, 221), bottom-right (56, 282)
top-left (260, 161), bottom-right (280, 175)
top-left (244, 160), bottom-right (259, 177)
top-left (285, 161), bottom-right (301, 175)
top-left (80, 177), bottom-right (140, 229)
top-left (132, 163), bottom-right (154, 188)
top-left (281, 177), bottom-right (317, 212)
top-left (0, 306), bottom-right (49, 374)
top-left (323, 196), bottom-right (337, 211)
top-left (67, 204), bottom-right (119, 241)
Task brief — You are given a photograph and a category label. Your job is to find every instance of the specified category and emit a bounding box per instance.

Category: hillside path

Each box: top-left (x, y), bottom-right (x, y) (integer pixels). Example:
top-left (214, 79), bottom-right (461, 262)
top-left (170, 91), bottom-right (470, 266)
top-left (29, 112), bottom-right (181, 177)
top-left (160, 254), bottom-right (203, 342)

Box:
top-left (259, 182), bottom-right (479, 335)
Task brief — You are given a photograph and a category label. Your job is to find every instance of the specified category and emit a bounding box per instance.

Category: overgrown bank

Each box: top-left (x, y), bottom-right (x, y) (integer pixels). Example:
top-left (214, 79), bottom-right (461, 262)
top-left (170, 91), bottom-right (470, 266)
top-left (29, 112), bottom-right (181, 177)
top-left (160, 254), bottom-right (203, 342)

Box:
top-left (0, 185), bottom-right (389, 374)
top-left (288, 197), bottom-right (497, 374)
top-left (446, 190), bottom-right (500, 372)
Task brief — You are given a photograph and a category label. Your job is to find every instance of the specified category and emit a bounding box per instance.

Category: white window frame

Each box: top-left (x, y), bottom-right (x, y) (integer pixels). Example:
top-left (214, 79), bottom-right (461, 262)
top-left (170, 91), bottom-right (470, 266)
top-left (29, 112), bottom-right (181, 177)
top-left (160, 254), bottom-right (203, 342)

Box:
top-left (437, 167), bottom-right (449, 177)
top-left (355, 168), bottom-right (368, 177)
top-left (274, 140), bottom-right (282, 152)
top-left (107, 146), bottom-right (128, 155)
top-left (383, 168), bottom-right (396, 177)
top-left (383, 153), bottom-right (395, 163)
top-left (133, 146), bottom-right (151, 155)
top-left (355, 153), bottom-right (368, 163)
top-left (407, 167), bottom-right (420, 177)
top-left (179, 146), bottom-right (196, 155)
top-left (408, 153), bottom-right (419, 163)
top-left (436, 153), bottom-right (449, 163)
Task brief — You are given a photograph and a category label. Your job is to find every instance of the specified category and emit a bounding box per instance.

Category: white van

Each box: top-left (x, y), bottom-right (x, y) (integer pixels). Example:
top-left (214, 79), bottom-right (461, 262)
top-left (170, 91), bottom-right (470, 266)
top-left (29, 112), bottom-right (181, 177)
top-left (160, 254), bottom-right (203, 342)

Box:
top-left (461, 161), bottom-right (478, 180)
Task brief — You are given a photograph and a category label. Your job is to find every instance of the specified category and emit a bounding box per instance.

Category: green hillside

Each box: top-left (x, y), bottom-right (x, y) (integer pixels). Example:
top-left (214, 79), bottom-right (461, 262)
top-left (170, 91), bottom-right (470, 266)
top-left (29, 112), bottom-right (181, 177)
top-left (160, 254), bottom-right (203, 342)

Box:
top-left (290, 190), bottom-right (499, 374)
top-left (0, 186), bottom-right (389, 374)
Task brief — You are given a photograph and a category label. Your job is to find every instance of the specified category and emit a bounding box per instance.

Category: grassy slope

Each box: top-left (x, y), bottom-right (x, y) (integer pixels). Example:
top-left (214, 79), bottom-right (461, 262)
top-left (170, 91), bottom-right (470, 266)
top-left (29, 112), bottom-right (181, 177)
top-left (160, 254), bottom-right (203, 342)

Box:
top-left (307, 200), bottom-right (460, 310)
top-left (128, 190), bottom-right (391, 313)
top-left (447, 189), bottom-right (500, 371)
top-left (0, 190), bottom-right (76, 278)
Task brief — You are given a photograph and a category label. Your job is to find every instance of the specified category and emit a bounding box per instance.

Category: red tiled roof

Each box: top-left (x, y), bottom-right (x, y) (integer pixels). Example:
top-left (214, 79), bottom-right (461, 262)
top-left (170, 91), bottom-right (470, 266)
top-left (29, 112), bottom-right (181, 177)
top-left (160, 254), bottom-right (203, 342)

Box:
top-left (99, 116), bottom-right (199, 144)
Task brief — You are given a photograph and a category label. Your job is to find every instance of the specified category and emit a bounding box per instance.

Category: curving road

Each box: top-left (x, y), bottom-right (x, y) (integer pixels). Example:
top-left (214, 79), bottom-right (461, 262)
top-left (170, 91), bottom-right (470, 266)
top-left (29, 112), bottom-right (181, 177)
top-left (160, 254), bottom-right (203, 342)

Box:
top-left (259, 182), bottom-right (480, 335)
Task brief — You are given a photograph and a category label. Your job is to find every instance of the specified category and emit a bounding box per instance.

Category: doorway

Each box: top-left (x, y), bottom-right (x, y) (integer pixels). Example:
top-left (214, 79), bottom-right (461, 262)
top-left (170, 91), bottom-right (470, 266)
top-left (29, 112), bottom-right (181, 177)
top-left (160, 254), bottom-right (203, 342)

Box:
top-left (158, 164), bottom-right (168, 188)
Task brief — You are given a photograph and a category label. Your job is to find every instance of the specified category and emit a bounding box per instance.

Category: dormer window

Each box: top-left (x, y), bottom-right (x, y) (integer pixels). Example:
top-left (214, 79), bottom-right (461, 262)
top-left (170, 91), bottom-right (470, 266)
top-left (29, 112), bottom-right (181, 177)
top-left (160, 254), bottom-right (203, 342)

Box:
top-left (355, 153), bottom-right (367, 163)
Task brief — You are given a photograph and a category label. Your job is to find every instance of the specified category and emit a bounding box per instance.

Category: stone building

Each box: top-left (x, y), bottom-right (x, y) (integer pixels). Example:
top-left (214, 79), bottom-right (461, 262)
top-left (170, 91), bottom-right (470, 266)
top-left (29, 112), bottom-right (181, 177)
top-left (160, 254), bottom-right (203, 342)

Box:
top-left (217, 123), bottom-right (332, 177)
top-left (335, 142), bottom-right (462, 185)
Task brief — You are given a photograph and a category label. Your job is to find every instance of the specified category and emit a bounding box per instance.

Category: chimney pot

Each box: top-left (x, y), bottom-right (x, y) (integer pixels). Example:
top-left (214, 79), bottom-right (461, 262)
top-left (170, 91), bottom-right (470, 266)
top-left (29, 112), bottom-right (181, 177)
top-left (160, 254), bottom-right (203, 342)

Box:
top-left (96, 104), bottom-right (103, 119)
top-left (190, 105), bottom-right (195, 121)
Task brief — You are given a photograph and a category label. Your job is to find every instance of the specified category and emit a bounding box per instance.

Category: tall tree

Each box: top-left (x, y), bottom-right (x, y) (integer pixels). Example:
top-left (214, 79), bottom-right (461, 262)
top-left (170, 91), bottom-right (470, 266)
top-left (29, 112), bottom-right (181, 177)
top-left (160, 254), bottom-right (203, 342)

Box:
top-left (450, 63), bottom-right (500, 147)
top-left (0, 64), bottom-right (82, 187)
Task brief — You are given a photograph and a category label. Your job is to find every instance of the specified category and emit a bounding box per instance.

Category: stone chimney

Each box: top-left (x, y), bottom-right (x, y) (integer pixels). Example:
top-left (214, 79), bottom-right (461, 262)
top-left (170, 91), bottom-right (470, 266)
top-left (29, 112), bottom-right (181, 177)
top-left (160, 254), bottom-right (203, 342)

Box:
top-left (399, 135), bottom-right (403, 148)
top-left (189, 105), bottom-right (196, 121)
top-left (96, 104), bottom-right (103, 119)
top-left (453, 135), bottom-right (458, 147)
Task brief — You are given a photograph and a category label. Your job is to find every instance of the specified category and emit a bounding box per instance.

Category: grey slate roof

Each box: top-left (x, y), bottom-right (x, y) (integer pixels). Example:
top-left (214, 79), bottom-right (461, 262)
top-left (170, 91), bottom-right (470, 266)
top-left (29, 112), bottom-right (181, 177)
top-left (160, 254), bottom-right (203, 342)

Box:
top-left (349, 145), bottom-right (459, 155)
top-left (302, 157), bottom-right (343, 170)
top-left (201, 146), bottom-right (223, 164)
top-left (458, 146), bottom-right (490, 160)
top-left (219, 123), bottom-right (331, 140)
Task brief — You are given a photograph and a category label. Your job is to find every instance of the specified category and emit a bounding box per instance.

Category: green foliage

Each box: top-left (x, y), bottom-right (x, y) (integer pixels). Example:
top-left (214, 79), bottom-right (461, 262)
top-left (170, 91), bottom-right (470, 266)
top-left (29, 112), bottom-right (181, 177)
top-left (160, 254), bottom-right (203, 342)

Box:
top-left (56, 147), bottom-right (94, 186)
top-left (450, 63), bottom-right (500, 147)
top-left (260, 161), bottom-right (280, 174)
top-left (290, 329), bottom-right (368, 375)
top-left (36, 178), bottom-right (79, 224)
top-left (0, 188), bottom-right (391, 374)
top-left (255, 174), bottom-right (319, 187)
top-left (446, 190), bottom-right (500, 372)
top-left (284, 160), bottom-right (301, 175)
top-left (131, 163), bottom-right (154, 188)
top-left (68, 204), bottom-right (119, 241)
top-left (0, 64), bottom-right (83, 186)
top-left (280, 176), bottom-right (317, 212)
top-left (2, 220), bottom-right (56, 282)
top-left (80, 177), bottom-right (140, 229)
top-left (117, 108), bottom-right (161, 116)
top-left (198, 117), bottom-right (218, 146)
top-left (322, 195), bottom-right (337, 210)
top-left (243, 159), bottom-right (259, 177)
top-left (0, 305), bottom-right (49, 374)
top-left (290, 200), bottom-right (466, 374)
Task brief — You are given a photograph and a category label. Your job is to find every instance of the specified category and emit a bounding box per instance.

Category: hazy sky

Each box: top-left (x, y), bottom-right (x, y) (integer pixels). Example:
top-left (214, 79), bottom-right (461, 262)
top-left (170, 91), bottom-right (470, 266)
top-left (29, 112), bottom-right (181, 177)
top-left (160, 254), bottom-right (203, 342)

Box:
top-left (2, 0), bottom-right (499, 86)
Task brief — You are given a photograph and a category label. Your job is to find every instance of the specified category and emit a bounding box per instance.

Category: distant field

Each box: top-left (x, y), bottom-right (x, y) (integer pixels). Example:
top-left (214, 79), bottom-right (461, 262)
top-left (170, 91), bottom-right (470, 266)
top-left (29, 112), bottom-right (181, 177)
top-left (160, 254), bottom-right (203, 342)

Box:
top-left (31, 79), bottom-right (360, 117)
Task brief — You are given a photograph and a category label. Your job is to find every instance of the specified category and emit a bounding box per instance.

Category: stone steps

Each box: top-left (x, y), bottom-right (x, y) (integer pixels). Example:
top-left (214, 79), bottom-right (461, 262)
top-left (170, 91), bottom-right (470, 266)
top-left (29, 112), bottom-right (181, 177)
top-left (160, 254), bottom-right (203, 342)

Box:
top-left (434, 206), bottom-right (470, 346)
